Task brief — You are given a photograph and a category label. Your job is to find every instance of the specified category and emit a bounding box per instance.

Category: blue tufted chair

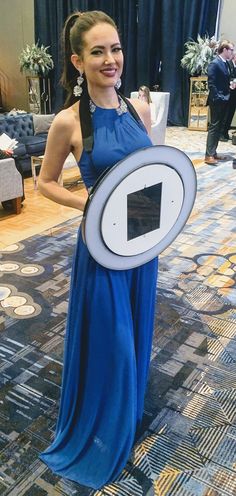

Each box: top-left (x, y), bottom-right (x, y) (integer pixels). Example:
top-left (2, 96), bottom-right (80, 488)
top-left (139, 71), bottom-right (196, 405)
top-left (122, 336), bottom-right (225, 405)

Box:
top-left (0, 113), bottom-right (48, 175)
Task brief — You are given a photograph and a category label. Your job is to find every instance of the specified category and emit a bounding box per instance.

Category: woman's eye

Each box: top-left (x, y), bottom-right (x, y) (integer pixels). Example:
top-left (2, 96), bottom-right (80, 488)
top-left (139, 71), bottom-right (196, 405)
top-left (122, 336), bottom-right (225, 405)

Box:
top-left (91, 47), bottom-right (122, 56)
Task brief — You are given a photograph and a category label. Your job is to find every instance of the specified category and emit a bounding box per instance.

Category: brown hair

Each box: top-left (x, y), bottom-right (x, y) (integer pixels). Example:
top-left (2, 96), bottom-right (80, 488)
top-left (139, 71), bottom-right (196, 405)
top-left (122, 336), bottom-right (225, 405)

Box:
top-left (218, 40), bottom-right (234, 54)
top-left (61, 11), bottom-right (117, 108)
top-left (138, 85), bottom-right (152, 104)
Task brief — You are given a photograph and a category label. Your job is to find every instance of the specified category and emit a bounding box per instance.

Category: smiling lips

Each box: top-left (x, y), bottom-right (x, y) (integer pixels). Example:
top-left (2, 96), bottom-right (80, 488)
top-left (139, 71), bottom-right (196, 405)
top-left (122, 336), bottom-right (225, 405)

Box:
top-left (101, 67), bottom-right (117, 77)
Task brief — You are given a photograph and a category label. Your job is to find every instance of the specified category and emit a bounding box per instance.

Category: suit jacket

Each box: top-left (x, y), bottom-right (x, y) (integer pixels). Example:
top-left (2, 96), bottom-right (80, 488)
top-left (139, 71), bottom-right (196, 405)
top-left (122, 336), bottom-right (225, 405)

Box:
top-left (228, 60), bottom-right (236, 105)
top-left (227, 60), bottom-right (236, 80)
top-left (207, 56), bottom-right (230, 105)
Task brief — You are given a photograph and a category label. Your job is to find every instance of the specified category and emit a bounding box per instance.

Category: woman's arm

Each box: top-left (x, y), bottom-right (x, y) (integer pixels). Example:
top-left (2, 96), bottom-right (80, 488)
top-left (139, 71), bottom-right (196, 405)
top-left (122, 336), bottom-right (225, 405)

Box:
top-left (38, 107), bottom-right (88, 212)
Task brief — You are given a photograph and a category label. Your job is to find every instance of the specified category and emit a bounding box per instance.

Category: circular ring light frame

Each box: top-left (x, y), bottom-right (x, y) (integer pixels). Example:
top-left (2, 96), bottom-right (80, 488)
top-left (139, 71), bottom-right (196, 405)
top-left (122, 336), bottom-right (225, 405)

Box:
top-left (82, 145), bottom-right (197, 270)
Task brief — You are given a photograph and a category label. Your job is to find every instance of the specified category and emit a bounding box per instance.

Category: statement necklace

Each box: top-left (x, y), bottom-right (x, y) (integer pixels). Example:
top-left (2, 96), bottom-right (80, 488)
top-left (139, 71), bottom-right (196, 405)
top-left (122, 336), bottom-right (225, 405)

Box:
top-left (89, 95), bottom-right (128, 115)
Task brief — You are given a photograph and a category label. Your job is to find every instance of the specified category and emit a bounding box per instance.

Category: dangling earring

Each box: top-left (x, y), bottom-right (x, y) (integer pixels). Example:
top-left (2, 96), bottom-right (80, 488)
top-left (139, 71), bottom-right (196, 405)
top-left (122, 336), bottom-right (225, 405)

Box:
top-left (115, 78), bottom-right (122, 89)
top-left (73, 72), bottom-right (84, 97)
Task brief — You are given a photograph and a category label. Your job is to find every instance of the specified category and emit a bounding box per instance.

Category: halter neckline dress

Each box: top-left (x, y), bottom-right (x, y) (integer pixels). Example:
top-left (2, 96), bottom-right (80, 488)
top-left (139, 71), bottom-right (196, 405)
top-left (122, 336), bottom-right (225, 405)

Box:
top-left (40, 99), bottom-right (158, 490)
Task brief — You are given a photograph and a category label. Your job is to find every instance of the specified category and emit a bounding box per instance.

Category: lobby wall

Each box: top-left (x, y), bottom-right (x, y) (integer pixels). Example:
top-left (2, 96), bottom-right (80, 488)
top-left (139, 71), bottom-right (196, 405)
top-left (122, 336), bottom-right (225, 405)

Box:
top-left (219, 0), bottom-right (236, 44)
top-left (0, 0), bottom-right (34, 111)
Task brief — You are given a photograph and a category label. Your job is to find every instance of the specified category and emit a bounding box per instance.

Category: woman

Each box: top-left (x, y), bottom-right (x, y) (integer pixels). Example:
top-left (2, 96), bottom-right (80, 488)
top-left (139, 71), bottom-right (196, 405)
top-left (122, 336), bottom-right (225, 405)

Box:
top-left (39, 10), bottom-right (158, 490)
top-left (138, 85), bottom-right (157, 124)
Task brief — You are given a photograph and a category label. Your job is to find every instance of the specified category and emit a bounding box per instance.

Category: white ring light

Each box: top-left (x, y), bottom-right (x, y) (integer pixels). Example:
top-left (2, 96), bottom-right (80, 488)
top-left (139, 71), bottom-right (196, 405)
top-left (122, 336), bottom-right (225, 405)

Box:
top-left (82, 145), bottom-right (197, 270)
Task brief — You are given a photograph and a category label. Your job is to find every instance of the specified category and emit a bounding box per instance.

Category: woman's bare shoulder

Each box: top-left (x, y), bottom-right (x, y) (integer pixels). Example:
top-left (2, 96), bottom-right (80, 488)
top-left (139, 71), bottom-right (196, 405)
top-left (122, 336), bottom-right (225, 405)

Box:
top-left (52, 104), bottom-right (79, 130)
top-left (46, 105), bottom-right (81, 148)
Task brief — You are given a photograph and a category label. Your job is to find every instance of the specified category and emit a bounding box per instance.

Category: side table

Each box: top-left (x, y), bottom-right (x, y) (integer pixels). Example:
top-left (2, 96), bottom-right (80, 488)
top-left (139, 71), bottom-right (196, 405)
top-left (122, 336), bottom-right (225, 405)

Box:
top-left (31, 155), bottom-right (44, 190)
top-left (31, 155), bottom-right (63, 189)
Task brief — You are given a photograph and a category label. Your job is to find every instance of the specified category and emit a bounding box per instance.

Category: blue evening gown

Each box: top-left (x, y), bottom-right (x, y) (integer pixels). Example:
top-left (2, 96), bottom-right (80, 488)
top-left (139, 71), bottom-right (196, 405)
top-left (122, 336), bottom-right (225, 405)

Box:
top-left (40, 102), bottom-right (158, 489)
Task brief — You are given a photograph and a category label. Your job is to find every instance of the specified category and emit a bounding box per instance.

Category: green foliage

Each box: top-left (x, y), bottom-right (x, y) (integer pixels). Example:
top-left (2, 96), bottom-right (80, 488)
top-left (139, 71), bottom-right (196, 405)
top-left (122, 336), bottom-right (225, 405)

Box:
top-left (19, 42), bottom-right (54, 76)
top-left (181, 35), bottom-right (219, 75)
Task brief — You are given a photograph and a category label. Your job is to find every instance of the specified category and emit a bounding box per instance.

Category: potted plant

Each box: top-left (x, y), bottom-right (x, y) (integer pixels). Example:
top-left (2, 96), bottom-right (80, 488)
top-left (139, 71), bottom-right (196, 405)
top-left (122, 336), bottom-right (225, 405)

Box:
top-left (19, 42), bottom-right (54, 114)
top-left (181, 35), bottom-right (219, 131)
top-left (19, 42), bottom-right (54, 76)
top-left (181, 34), bottom-right (219, 76)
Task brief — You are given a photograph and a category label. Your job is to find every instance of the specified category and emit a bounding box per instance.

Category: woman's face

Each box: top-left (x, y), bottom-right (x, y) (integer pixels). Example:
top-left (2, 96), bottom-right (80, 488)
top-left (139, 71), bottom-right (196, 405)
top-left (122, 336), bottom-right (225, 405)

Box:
top-left (138, 89), bottom-right (147, 102)
top-left (76, 23), bottom-right (123, 90)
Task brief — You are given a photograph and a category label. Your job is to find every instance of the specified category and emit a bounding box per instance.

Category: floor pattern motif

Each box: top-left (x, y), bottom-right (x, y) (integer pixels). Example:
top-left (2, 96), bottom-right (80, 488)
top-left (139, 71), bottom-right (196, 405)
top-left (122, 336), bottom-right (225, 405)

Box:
top-left (0, 128), bottom-right (236, 495)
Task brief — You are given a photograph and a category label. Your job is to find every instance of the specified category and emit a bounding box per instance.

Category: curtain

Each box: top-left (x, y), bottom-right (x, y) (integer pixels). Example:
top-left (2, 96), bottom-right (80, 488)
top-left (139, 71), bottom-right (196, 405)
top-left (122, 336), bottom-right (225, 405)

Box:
top-left (34, 0), bottom-right (219, 123)
top-left (160, 0), bottom-right (220, 125)
top-left (34, 0), bottom-right (137, 111)
top-left (137, 0), bottom-right (162, 90)
top-left (34, 0), bottom-right (78, 112)
top-left (112, 1), bottom-right (138, 95)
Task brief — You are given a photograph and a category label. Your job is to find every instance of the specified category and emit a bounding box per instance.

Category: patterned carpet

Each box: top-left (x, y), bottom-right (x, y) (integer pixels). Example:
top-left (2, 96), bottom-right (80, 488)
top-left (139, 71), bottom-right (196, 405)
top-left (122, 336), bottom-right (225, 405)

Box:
top-left (0, 127), bottom-right (236, 495)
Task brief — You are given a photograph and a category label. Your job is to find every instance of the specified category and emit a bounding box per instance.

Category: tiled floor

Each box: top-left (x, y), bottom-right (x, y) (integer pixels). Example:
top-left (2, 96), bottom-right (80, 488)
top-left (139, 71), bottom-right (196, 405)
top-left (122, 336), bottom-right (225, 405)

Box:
top-left (0, 166), bottom-right (86, 248)
top-left (165, 126), bottom-right (236, 162)
top-left (0, 127), bottom-right (236, 495)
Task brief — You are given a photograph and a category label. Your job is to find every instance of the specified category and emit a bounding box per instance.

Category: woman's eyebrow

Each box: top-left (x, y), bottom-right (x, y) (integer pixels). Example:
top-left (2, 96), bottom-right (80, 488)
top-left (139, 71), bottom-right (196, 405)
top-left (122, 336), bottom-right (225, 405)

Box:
top-left (91, 43), bottom-right (121, 50)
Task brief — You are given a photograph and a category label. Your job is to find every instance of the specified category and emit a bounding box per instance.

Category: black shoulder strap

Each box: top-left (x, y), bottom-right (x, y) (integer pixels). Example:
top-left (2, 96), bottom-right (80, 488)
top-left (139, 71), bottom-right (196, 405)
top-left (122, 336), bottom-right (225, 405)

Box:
top-left (117, 90), bottom-right (144, 128)
top-left (79, 89), bottom-right (143, 154)
top-left (79, 88), bottom-right (94, 153)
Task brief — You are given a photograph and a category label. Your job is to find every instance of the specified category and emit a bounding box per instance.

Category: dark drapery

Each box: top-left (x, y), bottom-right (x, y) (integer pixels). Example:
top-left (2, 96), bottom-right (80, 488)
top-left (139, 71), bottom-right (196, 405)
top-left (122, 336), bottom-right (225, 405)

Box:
top-left (34, 0), bottom-right (219, 124)
top-left (137, 0), bottom-right (162, 90)
top-left (160, 0), bottom-right (220, 125)
top-left (34, 0), bottom-right (82, 112)
top-left (34, 0), bottom-right (137, 112)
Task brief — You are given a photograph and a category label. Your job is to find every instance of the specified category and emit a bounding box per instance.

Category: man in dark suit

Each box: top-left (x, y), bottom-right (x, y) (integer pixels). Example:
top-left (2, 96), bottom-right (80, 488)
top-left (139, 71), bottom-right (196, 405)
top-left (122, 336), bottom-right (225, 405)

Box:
top-left (220, 52), bottom-right (236, 141)
top-left (205, 40), bottom-right (234, 165)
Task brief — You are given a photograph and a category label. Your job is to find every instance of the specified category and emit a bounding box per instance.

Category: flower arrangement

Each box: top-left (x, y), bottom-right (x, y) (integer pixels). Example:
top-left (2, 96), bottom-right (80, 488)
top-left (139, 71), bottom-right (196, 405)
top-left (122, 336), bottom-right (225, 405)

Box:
top-left (181, 35), bottom-right (219, 75)
top-left (19, 42), bottom-right (54, 76)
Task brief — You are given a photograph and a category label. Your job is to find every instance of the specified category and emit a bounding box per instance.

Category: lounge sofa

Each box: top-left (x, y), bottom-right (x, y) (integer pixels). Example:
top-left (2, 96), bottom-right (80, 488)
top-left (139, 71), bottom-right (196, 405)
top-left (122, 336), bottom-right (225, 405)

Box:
top-left (0, 112), bottom-right (54, 176)
top-left (0, 157), bottom-right (23, 214)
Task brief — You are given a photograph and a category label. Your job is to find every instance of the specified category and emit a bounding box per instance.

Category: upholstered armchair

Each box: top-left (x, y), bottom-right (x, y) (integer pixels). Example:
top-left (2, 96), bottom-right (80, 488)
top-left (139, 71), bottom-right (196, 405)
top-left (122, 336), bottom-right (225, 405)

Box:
top-left (130, 91), bottom-right (170, 145)
top-left (0, 158), bottom-right (23, 214)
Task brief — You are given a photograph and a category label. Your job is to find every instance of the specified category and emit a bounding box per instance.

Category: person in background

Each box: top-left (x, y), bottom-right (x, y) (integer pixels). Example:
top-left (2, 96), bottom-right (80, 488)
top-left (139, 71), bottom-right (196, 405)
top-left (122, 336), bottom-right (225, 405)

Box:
top-left (138, 85), bottom-right (157, 124)
top-left (220, 51), bottom-right (236, 141)
top-left (38, 10), bottom-right (158, 490)
top-left (205, 40), bottom-right (234, 165)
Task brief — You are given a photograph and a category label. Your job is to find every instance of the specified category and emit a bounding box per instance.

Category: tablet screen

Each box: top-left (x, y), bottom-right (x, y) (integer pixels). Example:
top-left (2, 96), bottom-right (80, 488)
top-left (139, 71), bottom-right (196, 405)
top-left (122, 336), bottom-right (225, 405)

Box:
top-left (127, 182), bottom-right (162, 241)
